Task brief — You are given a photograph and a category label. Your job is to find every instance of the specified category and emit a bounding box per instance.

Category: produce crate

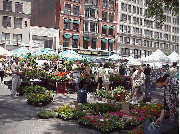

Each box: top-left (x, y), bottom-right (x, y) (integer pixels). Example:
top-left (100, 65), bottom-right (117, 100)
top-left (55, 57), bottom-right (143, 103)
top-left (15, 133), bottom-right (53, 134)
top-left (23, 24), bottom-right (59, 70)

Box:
top-left (57, 82), bottom-right (66, 94)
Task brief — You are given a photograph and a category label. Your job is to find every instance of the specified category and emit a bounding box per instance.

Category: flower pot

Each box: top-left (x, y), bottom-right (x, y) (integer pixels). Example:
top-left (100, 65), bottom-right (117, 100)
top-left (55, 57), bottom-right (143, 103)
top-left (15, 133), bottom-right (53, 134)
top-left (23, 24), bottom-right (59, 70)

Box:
top-left (42, 101), bottom-right (48, 106)
top-left (34, 102), bottom-right (40, 107)
top-left (27, 100), bottom-right (33, 105)
top-left (18, 92), bottom-right (24, 96)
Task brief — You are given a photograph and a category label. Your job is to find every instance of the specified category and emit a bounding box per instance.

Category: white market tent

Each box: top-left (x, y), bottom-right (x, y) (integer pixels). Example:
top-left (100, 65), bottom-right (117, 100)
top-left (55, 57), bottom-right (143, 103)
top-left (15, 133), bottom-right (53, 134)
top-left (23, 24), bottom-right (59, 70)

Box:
top-left (127, 56), bottom-right (141, 65)
top-left (0, 46), bottom-right (13, 56)
top-left (108, 54), bottom-right (122, 60)
top-left (145, 49), bottom-right (169, 63)
top-left (168, 51), bottom-right (179, 62)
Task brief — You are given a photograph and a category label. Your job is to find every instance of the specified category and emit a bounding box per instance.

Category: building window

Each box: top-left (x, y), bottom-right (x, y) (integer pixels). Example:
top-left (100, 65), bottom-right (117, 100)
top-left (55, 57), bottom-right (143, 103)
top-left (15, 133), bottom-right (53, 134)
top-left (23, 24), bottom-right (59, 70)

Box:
top-left (92, 40), bottom-right (96, 49)
top-left (109, 28), bottom-right (113, 36)
top-left (64, 19), bottom-right (71, 29)
top-left (2, 33), bottom-right (10, 44)
top-left (133, 17), bottom-right (136, 25)
top-left (132, 38), bottom-right (135, 45)
top-left (15, 2), bottom-right (23, 13)
top-left (25, 21), bottom-right (27, 27)
top-left (90, 22), bottom-right (95, 32)
top-left (102, 26), bottom-right (107, 34)
top-left (136, 28), bottom-right (139, 35)
top-left (3, 0), bottom-right (12, 11)
top-left (140, 8), bottom-right (142, 15)
top-left (137, 7), bottom-right (139, 14)
top-left (150, 31), bottom-right (153, 38)
top-left (101, 42), bottom-right (106, 50)
top-left (2, 16), bottom-right (11, 28)
top-left (90, 9), bottom-right (95, 18)
top-left (124, 4), bottom-right (127, 11)
top-left (127, 26), bottom-right (131, 33)
top-left (83, 40), bottom-right (88, 49)
top-left (128, 5), bottom-right (131, 13)
top-left (64, 4), bottom-right (71, 15)
top-left (140, 18), bottom-right (142, 25)
top-left (102, 0), bottom-right (107, 8)
top-left (120, 25), bottom-right (123, 33)
top-left (73, 6), bottom-right (79, 16)
top-left (124, 26), bottom-right (127, 33)
top-left (73, 23), bottom-right (79, 31)
top-left (139, 29), bottom-right (142, 35)
top-left (108, 42), bottom-right (113, 51)
top-left (109, 13), bottom-right (114, 22)
top-left (89, 0), bottom-right (93, 4)
top-left (85, 8), bottom-right (89, 17)
top-left (128, 15), bottom-right (131, 23)
top-left (84, 0), bottom-right (88, 4)
top-left (84, 22), bottom-right (88, 31)
top-left (102, 11), bottom-right (107, 21)
top-left (63, 38), bottom-right (69, 47)
top-left (72, 39), bottom-right (78, 48)
top-left (120, 36), bottom-right (123, 43)
top-left (14, 18), bottom-right (22, 29)
top-left (133, 6), bottom-right (136, 13)
top-left (109, 1), bottom-right (114, 10)
top-left (13, 34), bottom-right (22, 45)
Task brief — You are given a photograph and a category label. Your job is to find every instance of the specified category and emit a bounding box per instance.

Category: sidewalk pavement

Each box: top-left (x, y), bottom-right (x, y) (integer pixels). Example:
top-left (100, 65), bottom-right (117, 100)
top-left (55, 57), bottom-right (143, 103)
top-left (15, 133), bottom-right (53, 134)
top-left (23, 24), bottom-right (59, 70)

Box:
top-left (0, 79), bottom-right (164, 134)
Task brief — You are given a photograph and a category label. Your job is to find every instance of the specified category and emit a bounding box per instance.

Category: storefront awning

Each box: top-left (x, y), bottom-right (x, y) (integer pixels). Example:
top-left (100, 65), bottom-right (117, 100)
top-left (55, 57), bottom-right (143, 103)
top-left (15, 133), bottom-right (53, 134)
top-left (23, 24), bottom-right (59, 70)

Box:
top-left (102, 25), bottom-right (108, 29)
top-left (64, 19), bottom-right (71, 23)
top-left (64, 34), bottom-right (71, 38)
top-left (73, 20), bottom-right (80, 24)
top-left (84, 37), bottom-right (90, 41)
top-left (73, 35), bottom-right (79, 39)
top-left (101, 39), bottom-right (107, 43)
top-left (109, 39), bottom-right (114, 43)
top-left (109, 26), bottom-right (115, 29)
top-left (92, 39), bottom-right (98, 42)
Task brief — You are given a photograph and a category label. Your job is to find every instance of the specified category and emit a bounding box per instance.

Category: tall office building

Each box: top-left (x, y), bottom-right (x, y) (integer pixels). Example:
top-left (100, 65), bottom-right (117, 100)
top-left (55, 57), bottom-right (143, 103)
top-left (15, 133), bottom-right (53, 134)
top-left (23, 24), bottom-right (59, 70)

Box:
top-left (0, 0), bottom-right (31, 51)
top-left (116, 0), bottom-right (179, 58)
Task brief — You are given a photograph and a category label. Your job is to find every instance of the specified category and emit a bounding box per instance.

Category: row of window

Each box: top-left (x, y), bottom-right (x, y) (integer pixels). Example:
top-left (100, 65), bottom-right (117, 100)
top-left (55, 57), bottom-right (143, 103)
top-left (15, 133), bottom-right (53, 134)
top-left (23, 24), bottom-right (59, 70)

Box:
top-left (63, 37), bottom-right (113, 50)
top-left (121, 3), bottom-right (143, 15)
top-left (2, 16), bottom-right (27, 29)
top-left (1, 33), bottom-right (22, 45)
top-left (3, 1), bottom-right (23, 13)
top-left (102, 0), bottom-right (114, 10)
top-left (119, 36), bottom-right (179, 50)
top-left (64, 4), bottom-right (79, 16)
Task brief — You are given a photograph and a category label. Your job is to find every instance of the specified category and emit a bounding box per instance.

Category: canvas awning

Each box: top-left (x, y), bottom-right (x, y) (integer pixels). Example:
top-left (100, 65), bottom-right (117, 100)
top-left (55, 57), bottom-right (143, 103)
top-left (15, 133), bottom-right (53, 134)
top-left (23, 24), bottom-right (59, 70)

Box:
top-left (102, 25), bottom-right (108, 29)
top-left (73, 20), bottom-right (79, 24)
top-left (64, 34), bottom-right (71, 38)
top-left (64, 19), bottom-right (71, 23)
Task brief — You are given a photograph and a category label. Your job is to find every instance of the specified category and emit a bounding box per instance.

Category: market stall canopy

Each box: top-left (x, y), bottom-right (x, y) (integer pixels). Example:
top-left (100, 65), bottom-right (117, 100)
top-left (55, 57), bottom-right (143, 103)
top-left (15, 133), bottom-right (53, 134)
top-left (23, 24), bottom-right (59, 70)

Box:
top-left (108, 54), bottom-right (122, 60)
top-left (127, 56), bottom-right (141, 65)
top-left (0, 46), bottom-right (13, 56)
top-left (33, 48), bottom-right (58, 56)
top-left (146, 49), bottom-right (169, 62)
top-left (59, 50), bottom-right (87, 61)
top-left (168, 51), bottom-right (179, 62)
top-left (13, 47), bottom-right (31, 56)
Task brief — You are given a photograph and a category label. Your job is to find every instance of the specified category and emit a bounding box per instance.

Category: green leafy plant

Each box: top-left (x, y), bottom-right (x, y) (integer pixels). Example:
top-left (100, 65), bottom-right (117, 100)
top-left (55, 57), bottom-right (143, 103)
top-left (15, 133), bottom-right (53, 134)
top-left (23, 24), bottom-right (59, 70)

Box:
top-left (36, 109), bottom-right (58, 119)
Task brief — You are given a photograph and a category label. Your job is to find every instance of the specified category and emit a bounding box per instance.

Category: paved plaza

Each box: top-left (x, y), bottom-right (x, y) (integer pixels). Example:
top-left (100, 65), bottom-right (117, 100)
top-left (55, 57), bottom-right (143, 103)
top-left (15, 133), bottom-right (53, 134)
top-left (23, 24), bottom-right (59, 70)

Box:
top-left (0, 76), bottom-right (164, 134)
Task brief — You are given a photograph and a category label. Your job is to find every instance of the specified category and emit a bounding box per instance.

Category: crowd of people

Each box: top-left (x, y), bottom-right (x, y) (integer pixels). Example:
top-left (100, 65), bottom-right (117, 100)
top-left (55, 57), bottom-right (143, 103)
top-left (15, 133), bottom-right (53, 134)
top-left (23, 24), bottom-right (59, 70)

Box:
top-left (0, 56), bottom-right (179, 133)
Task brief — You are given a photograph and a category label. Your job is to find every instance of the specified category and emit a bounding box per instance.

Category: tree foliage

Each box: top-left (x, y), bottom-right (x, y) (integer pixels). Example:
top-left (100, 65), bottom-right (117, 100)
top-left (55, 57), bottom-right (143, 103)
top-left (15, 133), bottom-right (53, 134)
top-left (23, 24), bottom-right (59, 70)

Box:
top-left (144, 0), bottom-right (179, 26)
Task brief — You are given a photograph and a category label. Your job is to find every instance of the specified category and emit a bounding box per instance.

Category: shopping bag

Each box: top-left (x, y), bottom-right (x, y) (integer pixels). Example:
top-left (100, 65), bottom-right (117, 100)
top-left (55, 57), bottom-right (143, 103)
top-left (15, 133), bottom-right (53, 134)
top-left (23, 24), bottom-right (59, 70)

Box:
top-left (143, 118), bottom-right (161, 134)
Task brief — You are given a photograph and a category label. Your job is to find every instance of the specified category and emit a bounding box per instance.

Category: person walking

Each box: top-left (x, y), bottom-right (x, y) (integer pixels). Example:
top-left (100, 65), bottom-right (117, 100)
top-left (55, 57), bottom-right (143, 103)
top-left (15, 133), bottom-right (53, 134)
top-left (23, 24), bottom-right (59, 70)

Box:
top-left (143, 64), bottom-right (151, 102)
top-left (155, 62), bottom-right (179, 134)
top-left (97, 63), bottom-right (103, 89)
top-left (0, 61), bottom-right (5, 84)
top-left (131, 66), bottom-right (145, 104)
top-left (72, 60), bottom-right (81, 90)
top-left (11, 57), bottom-right (22, 97)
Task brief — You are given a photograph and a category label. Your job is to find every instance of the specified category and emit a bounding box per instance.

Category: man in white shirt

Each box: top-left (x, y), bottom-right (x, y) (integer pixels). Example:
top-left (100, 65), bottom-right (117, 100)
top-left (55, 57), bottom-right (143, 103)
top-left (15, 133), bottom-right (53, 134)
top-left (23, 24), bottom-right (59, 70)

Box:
top-left (11, 57), bottom-right (22, 97)
top-left (131, 66), bottom-right (145, 104)
top-left (72, 60), bottom-right (81, 90)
